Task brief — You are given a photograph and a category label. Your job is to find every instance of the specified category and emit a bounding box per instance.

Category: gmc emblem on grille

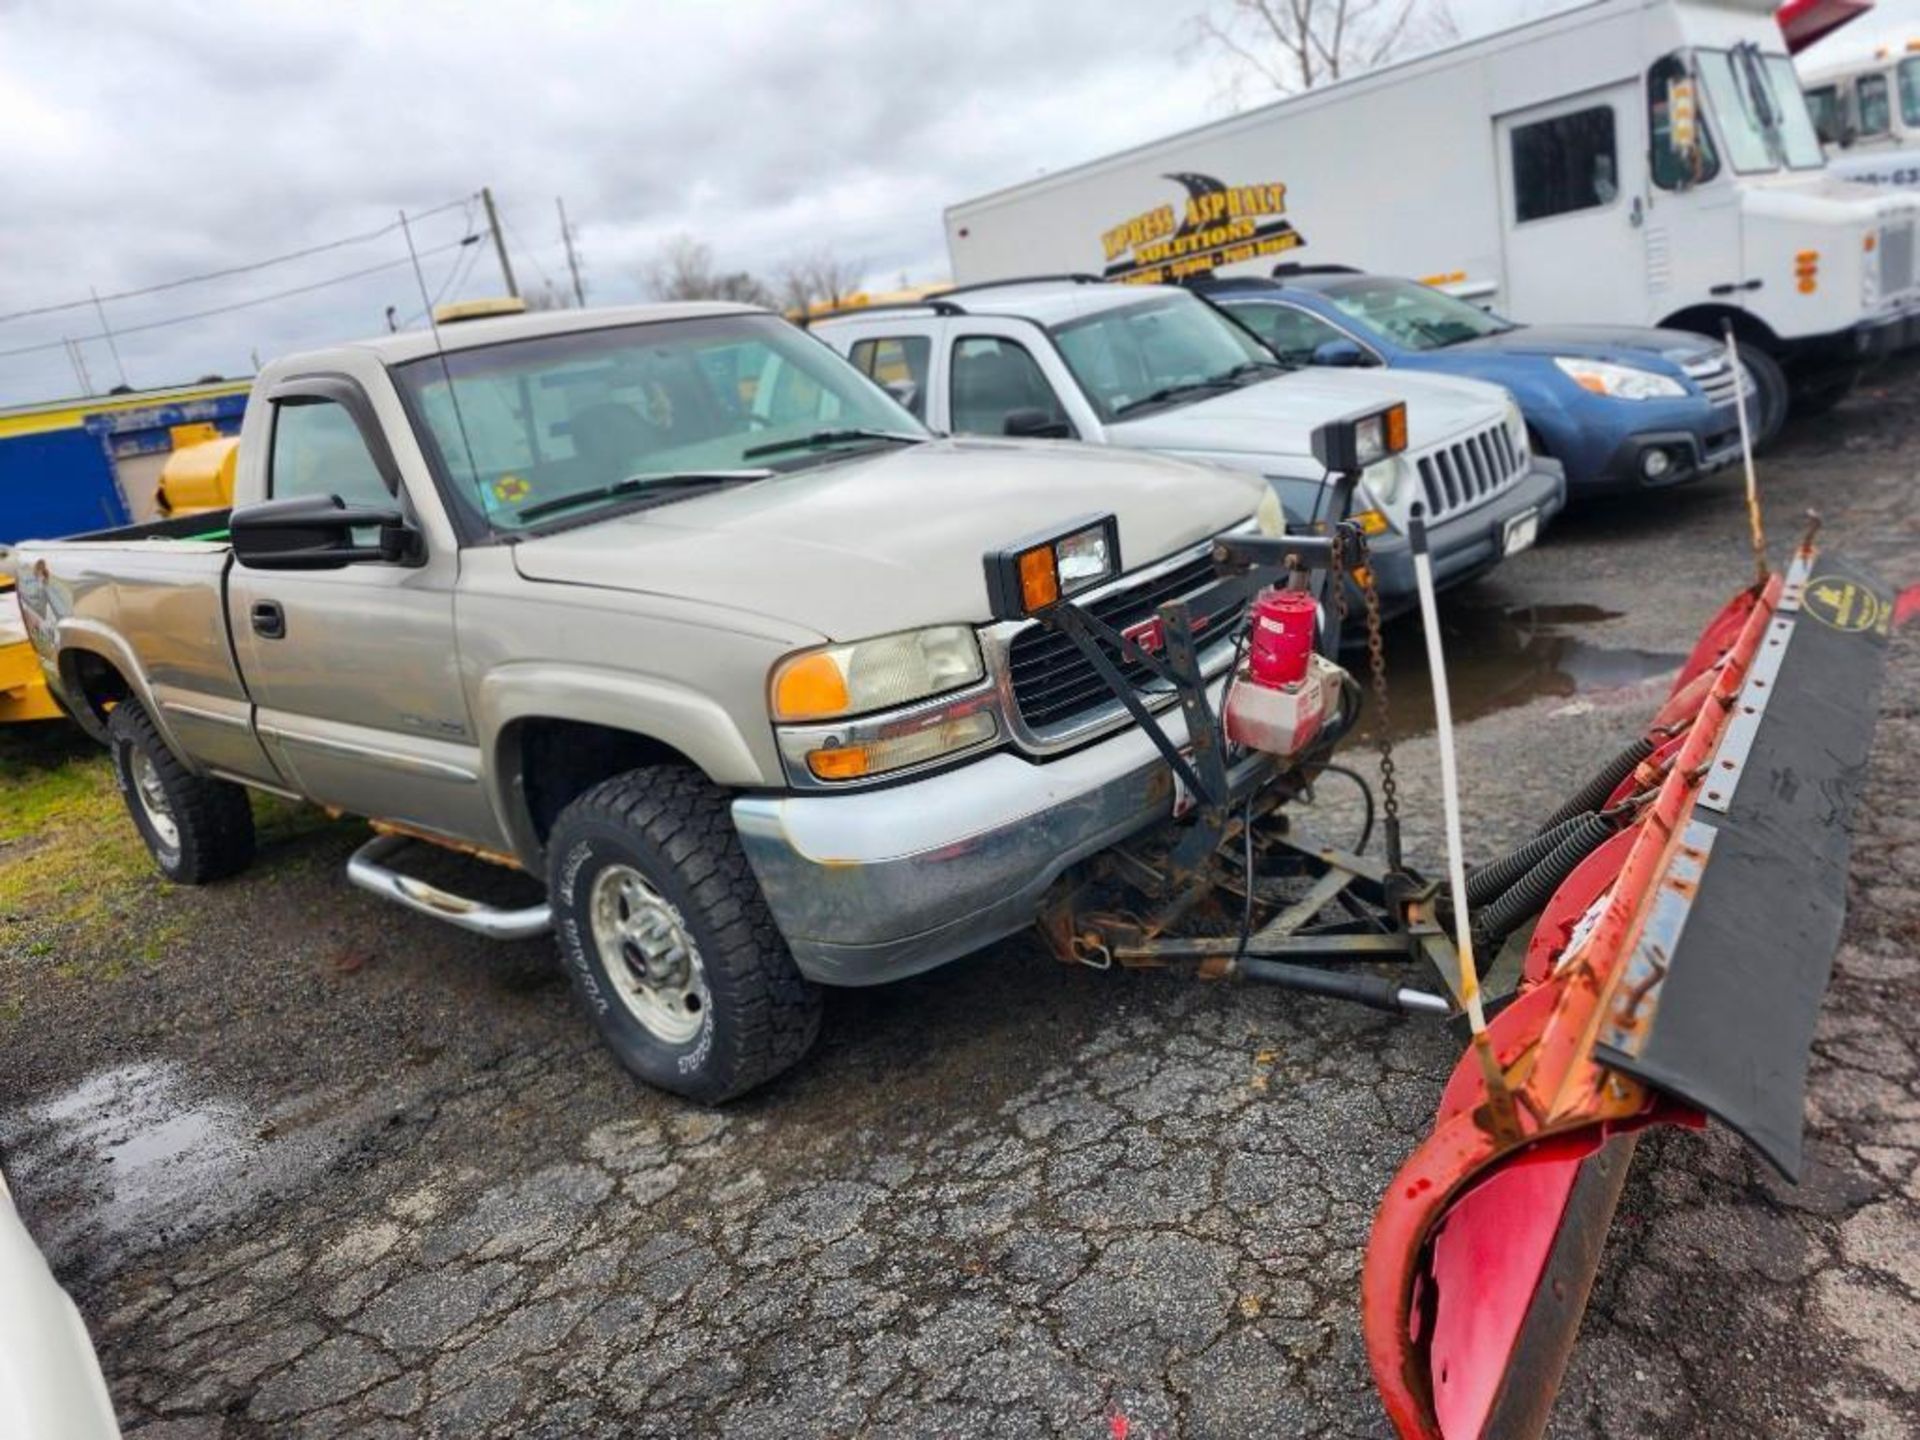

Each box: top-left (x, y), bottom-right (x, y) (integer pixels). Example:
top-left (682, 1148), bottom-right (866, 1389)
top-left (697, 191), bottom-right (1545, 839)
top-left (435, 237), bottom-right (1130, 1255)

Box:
top-left (1122, 610), bottom-right (1210, 654)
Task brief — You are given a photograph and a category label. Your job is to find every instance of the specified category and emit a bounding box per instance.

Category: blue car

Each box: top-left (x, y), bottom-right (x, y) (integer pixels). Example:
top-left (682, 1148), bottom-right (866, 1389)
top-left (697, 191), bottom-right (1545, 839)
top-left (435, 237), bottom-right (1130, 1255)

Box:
top-left (1197, 272), bottom-right (1758, 498)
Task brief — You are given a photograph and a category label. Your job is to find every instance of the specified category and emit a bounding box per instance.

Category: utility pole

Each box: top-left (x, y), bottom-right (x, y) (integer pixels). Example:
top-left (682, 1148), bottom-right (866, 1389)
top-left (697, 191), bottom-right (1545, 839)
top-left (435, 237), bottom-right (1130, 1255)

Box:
top-left (557, 196), bottom-right (586, 307)
top-left (481, 185), bottom-right (519, 299)
top-left (90, 287), bottom-right (130, 389)
top-left (64, 338), bottom-right (94, 395)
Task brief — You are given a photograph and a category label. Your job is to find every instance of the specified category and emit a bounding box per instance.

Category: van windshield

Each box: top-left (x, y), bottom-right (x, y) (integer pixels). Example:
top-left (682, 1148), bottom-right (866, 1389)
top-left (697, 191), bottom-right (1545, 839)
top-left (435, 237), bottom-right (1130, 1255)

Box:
top-left (395, 313), bottom-right (924, 534)
top-left (1695, 46), bottom-right (1825, 174)
top-left (1049, 292), bottom-right (1280, 421)
top-left (1313, 276), bottom-right (1513, 351)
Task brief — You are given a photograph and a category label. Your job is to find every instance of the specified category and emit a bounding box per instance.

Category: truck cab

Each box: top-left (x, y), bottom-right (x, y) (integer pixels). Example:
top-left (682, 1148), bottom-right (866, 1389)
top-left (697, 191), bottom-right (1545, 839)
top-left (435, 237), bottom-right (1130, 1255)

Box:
top-left (1800, 34), bottom-right (1920, 189)
top-left (812, 279), bottom-right (1566, 614)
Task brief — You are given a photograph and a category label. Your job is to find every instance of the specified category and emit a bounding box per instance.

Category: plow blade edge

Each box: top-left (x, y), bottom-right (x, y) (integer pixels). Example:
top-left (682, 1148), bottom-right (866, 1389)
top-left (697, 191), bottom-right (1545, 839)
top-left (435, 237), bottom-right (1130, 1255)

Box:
top-left (1362, 551), bottom-right (1895, 1440)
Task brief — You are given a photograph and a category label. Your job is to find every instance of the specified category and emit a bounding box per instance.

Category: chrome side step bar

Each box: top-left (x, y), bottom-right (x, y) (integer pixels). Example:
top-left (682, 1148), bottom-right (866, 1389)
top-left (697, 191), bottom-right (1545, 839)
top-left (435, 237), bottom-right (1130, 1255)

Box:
top-left (346, 834), bottom-right (552, 940)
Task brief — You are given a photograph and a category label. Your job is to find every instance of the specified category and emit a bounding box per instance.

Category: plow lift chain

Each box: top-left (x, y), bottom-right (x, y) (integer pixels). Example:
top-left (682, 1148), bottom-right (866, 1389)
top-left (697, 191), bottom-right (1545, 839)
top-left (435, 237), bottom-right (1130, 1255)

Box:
top-left (1036, 514), bottom-right (1461, 1019)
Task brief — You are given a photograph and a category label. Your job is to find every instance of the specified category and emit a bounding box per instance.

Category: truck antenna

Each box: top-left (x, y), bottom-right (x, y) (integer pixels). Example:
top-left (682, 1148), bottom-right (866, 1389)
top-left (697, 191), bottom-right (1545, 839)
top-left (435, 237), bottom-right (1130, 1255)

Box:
top-left (401, 209), bottom-right (485, 513)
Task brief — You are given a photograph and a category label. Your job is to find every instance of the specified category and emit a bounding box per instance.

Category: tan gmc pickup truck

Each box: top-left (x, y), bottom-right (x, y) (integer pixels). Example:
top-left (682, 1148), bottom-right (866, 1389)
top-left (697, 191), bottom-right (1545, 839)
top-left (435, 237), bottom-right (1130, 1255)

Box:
top-left (10, 303), bottom-right (1281, 1099)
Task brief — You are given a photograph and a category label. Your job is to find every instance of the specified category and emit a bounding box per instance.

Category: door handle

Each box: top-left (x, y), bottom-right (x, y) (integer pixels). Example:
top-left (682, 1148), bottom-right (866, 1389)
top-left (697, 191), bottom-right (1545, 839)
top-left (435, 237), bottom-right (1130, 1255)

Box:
top-left (251, 601), bottom-right (286, 640)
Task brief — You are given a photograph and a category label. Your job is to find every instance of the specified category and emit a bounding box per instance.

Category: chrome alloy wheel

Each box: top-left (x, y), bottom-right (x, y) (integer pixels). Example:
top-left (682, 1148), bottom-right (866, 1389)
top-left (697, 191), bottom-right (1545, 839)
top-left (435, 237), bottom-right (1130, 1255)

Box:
top-left (131, 749), bottom-right (180, 851)
top-left (588, 864), bottom-right (710, 1044)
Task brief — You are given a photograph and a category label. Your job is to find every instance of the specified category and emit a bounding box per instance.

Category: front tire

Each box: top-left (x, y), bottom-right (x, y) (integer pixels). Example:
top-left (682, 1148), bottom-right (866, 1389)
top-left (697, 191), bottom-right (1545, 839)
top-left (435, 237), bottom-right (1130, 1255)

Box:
top-left (546, 765), bottom-right (821, 1102)
top-left (1738, 347), bottom-right (1790, 450)
top-left (107, 700), bottom-right (255, 884)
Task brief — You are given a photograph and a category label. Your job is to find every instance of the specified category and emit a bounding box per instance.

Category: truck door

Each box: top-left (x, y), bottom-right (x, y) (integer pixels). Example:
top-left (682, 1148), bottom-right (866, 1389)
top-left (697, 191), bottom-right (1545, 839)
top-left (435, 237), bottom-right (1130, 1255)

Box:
top-left (1494, 82), bottom-right (1651, 324)
top-left (225, 376), bottom-right (504, 849)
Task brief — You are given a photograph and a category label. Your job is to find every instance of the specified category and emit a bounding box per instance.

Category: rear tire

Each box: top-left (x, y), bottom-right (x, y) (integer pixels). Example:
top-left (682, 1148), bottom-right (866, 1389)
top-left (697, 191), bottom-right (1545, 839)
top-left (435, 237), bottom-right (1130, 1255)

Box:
top-left (546, 765), bottom-right (821, 1102)
top-left (107, 700), bottom-right (255, 884)
top-left (1737, 347), bottom-right (1790, 450)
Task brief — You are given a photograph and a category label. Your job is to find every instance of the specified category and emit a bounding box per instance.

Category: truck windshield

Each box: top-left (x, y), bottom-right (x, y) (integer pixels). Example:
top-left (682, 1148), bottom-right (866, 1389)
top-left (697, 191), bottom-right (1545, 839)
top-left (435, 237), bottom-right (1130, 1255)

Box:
top-left (1312, 276), bottom-right (1512, 351)
top-left (395, 314), bottom-right (925, 534)
top-left (1695, 46), bottom-right (1825, 174)
top-left (1901, 58), bottom-right (1920, 128)
top-left (1049, 293), bottom-right (1280, 421)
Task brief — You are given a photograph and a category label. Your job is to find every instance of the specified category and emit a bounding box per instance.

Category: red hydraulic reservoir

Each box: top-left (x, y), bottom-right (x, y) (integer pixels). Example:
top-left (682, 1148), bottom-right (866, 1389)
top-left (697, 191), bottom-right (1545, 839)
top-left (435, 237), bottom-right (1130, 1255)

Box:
top-left (1247, 587), bottom-right (1316, 686)
top-left (1226, 586), bottom-right (1342, 760)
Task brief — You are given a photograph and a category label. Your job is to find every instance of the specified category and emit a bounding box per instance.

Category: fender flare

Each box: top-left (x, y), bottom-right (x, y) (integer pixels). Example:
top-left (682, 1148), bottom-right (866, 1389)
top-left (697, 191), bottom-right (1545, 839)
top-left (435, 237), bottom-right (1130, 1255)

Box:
top-left (475, 662), bottom-right (771, 862)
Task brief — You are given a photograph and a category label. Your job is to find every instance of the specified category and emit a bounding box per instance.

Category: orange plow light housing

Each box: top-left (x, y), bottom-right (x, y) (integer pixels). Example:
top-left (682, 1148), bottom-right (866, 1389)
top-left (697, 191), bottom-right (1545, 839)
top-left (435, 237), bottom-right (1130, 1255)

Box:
top-left (1362, 545), bottom-right (1893, 1438)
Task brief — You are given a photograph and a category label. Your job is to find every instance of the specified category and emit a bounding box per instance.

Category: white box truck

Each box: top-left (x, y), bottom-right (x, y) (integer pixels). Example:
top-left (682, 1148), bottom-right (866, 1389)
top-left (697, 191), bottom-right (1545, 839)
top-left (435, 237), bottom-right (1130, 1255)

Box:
top-left (945, 0), bottom-right (1920, 415)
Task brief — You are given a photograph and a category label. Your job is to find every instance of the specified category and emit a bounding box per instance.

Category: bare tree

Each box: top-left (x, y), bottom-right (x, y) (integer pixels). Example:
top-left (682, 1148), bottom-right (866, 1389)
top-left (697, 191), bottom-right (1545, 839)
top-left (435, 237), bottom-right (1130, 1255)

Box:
top-left (640, 233), bottom-right (776, 307)
top-left (521, 281), bottom-right (575, 312)
top-left (1192, 0), bottom-right (1457, 101)
top-left (775, 248), bottom-right (868, 318)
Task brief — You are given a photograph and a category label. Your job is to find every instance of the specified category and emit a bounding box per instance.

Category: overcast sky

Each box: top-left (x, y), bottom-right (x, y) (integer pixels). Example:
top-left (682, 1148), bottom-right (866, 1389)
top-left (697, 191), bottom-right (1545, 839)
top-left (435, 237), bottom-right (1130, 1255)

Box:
top-left (2, 0), bottom-right (1846, 405)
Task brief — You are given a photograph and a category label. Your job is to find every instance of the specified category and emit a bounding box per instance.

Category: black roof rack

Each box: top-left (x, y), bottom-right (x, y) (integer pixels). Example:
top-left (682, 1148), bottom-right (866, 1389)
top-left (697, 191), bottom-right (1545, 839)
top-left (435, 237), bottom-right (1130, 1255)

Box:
top-left (937, 273), bottom-right (1106, 299)
top-left (1271, 262), bottom-right (1361, 278)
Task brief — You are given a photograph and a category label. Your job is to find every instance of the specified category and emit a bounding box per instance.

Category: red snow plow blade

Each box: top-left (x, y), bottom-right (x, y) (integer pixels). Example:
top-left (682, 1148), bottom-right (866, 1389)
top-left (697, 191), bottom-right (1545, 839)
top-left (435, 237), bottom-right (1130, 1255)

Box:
top-left (1363, 544), bottom-right (1896, 1440)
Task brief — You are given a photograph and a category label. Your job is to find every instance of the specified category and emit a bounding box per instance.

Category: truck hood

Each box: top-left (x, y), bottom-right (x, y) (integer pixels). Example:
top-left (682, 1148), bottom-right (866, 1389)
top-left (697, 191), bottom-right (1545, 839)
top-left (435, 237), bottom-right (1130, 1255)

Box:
top-left (1449, 324), bottom-right (1721, 370)
top-left (508, 437), bottom-right (1263, 641)
top-left (1106, 366), bottom-right (1510, 467)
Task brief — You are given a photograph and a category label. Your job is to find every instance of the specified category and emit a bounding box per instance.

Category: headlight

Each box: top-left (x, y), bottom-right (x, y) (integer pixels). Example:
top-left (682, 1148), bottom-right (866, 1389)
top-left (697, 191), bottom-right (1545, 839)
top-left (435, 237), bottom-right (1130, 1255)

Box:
top-left (1504, 400), bottom-right (1529, 465)
top-left (771, 625), bottom-right (984, 723)
top-left (1553, 357), bottom-right (1686, 400)
top-left (1362, 457), bottom-right (1407, 507)
top-left (1254, 488), bottom-right (1286, 537)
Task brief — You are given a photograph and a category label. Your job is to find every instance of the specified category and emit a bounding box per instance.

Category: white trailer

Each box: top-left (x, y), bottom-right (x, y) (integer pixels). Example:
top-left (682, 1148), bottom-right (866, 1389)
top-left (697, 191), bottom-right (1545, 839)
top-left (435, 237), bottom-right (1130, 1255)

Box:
top-left (946, 0), bottom-right (1920, 412)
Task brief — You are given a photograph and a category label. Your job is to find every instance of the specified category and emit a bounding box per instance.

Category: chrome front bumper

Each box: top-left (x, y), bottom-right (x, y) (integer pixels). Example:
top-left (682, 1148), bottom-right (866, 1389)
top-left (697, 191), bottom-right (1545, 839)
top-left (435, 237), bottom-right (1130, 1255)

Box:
top-left (734, 676), bottom-right (1272, 986)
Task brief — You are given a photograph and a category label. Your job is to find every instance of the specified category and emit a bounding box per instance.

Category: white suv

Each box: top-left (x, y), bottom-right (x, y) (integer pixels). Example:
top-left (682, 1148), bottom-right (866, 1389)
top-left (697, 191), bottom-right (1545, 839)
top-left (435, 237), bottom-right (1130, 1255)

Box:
top-left (813, 278), bottom-right (1566, 613)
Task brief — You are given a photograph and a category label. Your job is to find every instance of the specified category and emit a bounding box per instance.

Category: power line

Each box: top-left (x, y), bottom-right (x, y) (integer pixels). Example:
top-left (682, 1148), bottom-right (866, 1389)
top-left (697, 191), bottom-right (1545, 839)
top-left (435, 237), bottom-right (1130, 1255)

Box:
top-left (0, 193), bottom-right (476, 327)
top-left (0, 237), bottom-right (471, 361)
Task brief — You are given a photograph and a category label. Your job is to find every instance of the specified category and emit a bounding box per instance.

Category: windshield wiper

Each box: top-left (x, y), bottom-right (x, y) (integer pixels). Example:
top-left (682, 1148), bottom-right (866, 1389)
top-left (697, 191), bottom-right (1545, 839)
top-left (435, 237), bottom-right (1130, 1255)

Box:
top-left (1113, 376), bottom-right (1241, 417)
top-left (1217, 359), bottom-right (1288, 382)
top-left (515, 470), bottom-right (771, 524)
top-left (741, 428), bottom-right (923, 460)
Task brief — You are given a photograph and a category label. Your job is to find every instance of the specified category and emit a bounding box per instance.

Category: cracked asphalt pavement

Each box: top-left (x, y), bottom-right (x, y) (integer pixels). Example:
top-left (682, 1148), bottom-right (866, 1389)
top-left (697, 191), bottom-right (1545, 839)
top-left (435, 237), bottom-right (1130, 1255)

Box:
top-left (2, 364), bottom-right (1917, 1438)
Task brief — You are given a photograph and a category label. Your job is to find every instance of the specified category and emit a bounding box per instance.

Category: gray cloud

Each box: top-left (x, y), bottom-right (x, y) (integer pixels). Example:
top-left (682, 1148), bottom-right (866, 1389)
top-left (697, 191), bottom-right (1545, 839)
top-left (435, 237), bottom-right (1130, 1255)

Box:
top-left (2, 0), bottom-right (1533, 404)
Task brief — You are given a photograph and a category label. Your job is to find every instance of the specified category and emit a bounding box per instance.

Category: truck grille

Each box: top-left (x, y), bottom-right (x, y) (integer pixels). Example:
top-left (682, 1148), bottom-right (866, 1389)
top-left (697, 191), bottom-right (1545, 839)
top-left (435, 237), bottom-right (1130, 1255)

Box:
top-left (1683, 355), bottom-right (1748, 409)
top-left (1413, 424), bottom-right (1522, 522)
top-left (1005, 549), bottom-right (1243, 734)
top-left (1880, 220), bottom-right (1915, 297)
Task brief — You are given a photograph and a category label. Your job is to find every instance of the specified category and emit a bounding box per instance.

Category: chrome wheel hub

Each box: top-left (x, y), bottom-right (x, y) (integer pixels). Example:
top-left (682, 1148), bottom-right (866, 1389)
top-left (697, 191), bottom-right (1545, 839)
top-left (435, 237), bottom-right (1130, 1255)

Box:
top-left (131, 750), bottom-right (179, 851)
top-left (588, 865), bottom-right (708, 1045)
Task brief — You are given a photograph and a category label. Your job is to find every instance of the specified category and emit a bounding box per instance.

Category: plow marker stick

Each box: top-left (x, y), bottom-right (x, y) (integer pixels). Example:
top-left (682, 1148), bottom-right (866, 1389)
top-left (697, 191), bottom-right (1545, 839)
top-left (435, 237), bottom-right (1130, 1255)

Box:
top-left (1722, 322), bottom-right (1768, 584)
top-left (1407, 511), bottom-right (1512, 1122)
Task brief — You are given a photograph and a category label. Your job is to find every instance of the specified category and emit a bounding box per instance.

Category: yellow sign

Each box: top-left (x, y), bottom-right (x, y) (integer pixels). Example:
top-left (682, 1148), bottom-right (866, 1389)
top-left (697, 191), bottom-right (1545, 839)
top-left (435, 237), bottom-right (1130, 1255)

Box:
top-left (1098, 173), bottom-right (1305, 285)
top-left (1802, 576), bottom-right (1891, 634)
top-left (493, 474), bottom-right (531, 505)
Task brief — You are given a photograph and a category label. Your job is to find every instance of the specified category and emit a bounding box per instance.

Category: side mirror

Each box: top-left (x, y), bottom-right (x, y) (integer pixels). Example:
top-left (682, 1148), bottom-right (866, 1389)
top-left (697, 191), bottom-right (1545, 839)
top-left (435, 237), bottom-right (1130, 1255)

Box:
top-left (1311, 338), bottom-right (1370, 368)
top-left (1002, 407), bottom-right (1072, 439)
top-left (883, 378), bottom-right (920, 413)
top-left (230, 494), bottom-right (420, 571)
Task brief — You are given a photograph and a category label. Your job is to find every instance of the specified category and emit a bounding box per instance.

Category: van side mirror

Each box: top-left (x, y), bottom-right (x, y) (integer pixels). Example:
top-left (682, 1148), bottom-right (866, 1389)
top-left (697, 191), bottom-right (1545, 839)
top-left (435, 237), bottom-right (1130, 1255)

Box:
top-left (1002, 407), bottom-right (1072, 439)
top-left (1311, 339), bottom-right (1370, 368)
top-left (231, 494), bottom-right (421, 570)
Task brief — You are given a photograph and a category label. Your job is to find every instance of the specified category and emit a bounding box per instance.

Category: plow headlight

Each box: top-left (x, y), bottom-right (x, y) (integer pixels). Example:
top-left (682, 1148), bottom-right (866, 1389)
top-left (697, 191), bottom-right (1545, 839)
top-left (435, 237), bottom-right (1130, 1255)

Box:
top-left (771, 625), bottom-right (984, 722)
top-left (1311, 402), bottom-right (1408, 475)
top-left (984, 514), bottom-right (1120, 621)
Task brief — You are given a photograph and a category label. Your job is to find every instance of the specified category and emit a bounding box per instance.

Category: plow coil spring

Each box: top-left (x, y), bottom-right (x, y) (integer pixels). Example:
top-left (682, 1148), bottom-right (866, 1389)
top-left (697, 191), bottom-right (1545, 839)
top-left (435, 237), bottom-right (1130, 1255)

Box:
top-left (1472, 810), bottom-right (1615, 951)
top-left (1533, 735), bottom-right (1655, 835)
top-left (1465, 812), bottom-right (1600, 909)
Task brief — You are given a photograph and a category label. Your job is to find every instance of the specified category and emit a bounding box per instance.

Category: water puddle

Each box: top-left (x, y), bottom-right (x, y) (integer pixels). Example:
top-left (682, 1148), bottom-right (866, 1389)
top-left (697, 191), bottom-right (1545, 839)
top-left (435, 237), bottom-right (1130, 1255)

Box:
top-left (1, 1059), bottom-right (435, 1276)
top-left (1364, 600), bottom-right (1686, 738)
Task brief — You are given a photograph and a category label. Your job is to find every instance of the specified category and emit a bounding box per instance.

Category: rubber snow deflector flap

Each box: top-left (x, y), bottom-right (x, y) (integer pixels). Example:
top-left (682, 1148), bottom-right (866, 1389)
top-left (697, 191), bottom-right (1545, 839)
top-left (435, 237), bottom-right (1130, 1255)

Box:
top-left (1594, 554), bottom-right (1892, 1180)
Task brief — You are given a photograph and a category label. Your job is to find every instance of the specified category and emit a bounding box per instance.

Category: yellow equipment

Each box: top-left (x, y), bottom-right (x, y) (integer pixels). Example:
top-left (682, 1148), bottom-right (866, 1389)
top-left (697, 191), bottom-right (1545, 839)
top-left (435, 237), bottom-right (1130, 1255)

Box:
top-left (0, 578), bottom-right (59, 724)
top-left (154, 435), bottom-right (240, 518)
